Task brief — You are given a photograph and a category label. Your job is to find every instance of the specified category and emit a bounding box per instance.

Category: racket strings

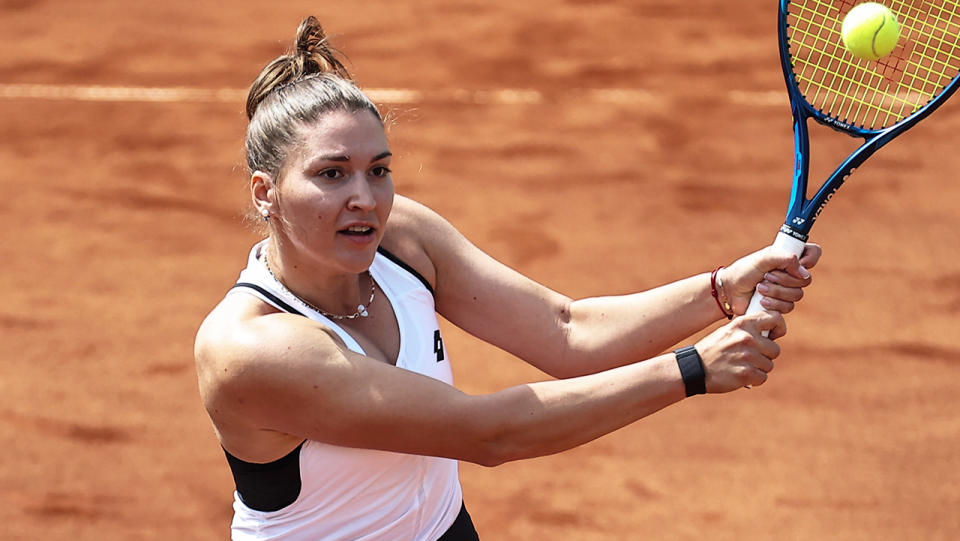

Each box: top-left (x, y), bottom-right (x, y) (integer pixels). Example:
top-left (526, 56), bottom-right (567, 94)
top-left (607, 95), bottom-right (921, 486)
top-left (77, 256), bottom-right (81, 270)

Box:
top-left (787, 0), bottom-right (960, 129)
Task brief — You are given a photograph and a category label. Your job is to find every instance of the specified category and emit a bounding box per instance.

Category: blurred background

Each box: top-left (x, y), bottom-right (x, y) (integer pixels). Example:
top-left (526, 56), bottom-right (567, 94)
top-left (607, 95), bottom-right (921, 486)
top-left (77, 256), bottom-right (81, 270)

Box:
top-left (1, 0), bottom-right (958, 539)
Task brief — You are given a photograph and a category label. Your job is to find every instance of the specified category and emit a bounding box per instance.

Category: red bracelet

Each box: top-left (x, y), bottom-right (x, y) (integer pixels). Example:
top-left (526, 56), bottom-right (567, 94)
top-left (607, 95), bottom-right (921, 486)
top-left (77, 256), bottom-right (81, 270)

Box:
top-left (710, 266), bottom-right (734, 320)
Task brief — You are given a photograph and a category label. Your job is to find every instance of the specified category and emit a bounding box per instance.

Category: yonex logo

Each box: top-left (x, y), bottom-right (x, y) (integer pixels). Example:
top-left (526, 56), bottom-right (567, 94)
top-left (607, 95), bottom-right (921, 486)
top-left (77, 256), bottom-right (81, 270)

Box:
top-left (822, 116), bottom-right (853, 131)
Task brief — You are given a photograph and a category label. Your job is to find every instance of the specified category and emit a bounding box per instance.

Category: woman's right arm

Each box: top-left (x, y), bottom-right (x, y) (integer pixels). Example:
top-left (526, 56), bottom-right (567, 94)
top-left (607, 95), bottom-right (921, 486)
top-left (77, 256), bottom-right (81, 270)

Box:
top-left (196, 299), bottom-right (783, 467)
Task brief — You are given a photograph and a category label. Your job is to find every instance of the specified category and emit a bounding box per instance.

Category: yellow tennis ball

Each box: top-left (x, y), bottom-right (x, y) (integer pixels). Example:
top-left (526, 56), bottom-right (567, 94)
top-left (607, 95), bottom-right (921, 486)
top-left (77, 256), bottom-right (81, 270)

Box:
top-left (841, 3), bottom-right (901, 61)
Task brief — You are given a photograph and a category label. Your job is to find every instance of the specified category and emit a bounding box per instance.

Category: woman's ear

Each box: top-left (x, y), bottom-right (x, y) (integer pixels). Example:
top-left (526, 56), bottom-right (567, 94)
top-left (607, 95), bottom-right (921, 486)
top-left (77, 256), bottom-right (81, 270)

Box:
top-left (251, 171), bottom-right (275, 220)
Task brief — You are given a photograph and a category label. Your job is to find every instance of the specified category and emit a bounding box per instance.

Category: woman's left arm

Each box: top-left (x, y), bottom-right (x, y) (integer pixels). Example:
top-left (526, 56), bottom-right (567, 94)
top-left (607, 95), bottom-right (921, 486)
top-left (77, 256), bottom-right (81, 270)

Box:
top-left (552, 245), bottom-right (821, 377)
top-left (384, 196), bottom-right (821, 379)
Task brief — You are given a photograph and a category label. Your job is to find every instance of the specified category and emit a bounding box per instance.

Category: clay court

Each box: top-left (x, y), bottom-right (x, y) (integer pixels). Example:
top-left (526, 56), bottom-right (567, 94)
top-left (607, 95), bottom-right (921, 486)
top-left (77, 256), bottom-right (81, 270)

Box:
top-left (2, 0), bottom-right (959, 539)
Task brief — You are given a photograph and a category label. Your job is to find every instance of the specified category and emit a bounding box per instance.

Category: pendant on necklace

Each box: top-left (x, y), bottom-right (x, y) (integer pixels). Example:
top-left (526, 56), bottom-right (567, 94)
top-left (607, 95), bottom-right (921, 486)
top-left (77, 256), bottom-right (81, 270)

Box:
top-left (358, 305), bottom-right (369, 317)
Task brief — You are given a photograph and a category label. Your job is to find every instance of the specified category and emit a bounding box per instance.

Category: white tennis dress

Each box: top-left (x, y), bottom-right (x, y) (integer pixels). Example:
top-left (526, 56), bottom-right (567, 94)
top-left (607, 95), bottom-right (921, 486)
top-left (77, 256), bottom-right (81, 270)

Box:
top-left (225, 240), bottom-right (463, 541)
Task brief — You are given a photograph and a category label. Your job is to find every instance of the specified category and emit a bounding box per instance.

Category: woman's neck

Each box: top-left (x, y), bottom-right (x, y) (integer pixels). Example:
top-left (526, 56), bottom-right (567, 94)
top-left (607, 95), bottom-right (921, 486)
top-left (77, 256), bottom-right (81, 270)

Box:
top-left (261, 240), bottom-right (375, 319)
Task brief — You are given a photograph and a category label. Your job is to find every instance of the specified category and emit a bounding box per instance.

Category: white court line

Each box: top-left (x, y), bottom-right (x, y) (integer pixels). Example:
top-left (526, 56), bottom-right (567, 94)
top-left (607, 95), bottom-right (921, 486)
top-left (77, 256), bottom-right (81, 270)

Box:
top-left (0, 84), bottom-right (248, 103)
top-left (729, 90), bottom-right (789, 106)
top-left (0, 83), bottom-right (788, 106)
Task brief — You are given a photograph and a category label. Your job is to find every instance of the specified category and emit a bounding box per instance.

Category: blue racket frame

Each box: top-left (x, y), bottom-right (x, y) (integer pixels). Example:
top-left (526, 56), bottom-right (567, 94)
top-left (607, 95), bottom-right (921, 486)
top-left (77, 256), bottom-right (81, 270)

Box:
top-left (777, 0), bottom-right (960, 242)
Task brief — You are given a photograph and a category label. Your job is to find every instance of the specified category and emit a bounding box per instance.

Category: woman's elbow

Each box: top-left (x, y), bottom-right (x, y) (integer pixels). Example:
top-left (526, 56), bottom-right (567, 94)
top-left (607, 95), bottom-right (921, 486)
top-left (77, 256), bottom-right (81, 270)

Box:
top-left (540, 363), bottom-right (587, 380)
top-left (455, 406), bottom-right (532, 467)
top-left (462, 439), bottom-right (522, 468)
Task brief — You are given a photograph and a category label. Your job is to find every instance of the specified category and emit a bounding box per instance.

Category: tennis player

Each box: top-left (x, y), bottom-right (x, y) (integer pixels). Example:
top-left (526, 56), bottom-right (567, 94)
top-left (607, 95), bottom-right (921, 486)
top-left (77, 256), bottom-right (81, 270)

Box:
top-left (194, 16), bottom-right (822, 541)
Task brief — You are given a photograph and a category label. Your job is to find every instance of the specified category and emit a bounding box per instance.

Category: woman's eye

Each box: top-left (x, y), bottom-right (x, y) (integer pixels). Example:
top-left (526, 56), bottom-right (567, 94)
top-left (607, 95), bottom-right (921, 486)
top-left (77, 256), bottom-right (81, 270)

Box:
top-left (319, 169), bottom-right (343, 180)
top-left (371, 166), bottom-right (392, 178)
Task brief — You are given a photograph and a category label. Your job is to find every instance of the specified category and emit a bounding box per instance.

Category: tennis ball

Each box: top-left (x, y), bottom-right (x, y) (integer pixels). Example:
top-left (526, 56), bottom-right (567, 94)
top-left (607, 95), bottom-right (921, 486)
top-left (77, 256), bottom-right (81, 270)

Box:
top-left (841, 3), bottom-right (901, 61)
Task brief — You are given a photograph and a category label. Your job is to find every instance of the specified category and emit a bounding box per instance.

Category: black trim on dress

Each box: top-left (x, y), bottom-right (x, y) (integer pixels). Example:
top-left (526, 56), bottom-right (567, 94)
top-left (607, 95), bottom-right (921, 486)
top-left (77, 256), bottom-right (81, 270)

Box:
top-left (233, 282), bottom-right (307, 317)
top-left (377, 246), bottom-right (435, 296)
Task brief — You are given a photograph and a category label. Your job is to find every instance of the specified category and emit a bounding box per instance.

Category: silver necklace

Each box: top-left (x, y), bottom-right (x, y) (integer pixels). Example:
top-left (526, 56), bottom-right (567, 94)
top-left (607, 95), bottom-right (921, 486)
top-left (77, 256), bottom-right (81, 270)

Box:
top-left (262, 253), bottom-right (375, 320)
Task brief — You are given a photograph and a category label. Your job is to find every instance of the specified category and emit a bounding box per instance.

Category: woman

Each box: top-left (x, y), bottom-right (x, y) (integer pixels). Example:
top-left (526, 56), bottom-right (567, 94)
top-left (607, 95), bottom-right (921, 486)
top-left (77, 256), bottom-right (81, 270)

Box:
top-left (195, 16), bottom-right (821, 541)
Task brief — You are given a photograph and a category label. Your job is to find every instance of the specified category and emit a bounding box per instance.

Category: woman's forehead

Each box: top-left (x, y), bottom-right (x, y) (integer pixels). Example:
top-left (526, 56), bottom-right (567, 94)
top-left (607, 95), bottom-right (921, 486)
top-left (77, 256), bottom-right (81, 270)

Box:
top-left (295, 110), bottom-right (388, 158)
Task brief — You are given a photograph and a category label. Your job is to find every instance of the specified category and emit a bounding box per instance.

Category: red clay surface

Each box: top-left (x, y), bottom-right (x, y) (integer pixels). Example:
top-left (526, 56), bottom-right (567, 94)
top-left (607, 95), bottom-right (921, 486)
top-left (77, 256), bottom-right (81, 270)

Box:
top-left (2, 0), bottom-right (959, 539)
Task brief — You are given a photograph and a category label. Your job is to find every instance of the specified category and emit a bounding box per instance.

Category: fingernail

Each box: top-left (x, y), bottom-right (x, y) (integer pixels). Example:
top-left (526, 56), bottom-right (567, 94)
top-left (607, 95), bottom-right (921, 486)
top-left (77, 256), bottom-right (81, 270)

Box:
top-left (799, 266), bottom-right (811, 279)
top-left (764, 273), bottom-right (779, 283)
top-left (757, 283), bottom-right (770, 293)
top-left (760, 297), bottom-right (771, 307)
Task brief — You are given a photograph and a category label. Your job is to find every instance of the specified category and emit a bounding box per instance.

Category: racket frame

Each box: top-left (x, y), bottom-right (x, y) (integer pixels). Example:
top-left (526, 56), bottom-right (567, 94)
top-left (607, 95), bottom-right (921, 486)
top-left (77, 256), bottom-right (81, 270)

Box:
top-left (745, 0), bottom-right (960, 319)
top-left (777, 0), bottom-right (960, 243)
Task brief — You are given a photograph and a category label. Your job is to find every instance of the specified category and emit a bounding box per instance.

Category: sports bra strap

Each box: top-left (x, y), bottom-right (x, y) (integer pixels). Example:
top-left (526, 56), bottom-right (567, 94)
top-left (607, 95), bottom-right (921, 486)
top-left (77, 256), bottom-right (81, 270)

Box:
top-left (232, 282), bottom-right (307, 316)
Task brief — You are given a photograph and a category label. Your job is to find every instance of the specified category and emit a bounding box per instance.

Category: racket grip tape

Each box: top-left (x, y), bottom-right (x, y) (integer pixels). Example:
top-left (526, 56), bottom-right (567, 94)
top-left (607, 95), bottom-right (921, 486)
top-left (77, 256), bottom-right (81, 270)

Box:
top-left (745, 231), bottom-right (807, 336)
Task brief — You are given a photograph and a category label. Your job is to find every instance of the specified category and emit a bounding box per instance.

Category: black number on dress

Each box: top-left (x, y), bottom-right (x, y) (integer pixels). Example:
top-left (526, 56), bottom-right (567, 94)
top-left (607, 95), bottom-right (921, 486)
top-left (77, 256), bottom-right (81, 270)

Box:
top-left (433, 330), bottom-right (444, 362)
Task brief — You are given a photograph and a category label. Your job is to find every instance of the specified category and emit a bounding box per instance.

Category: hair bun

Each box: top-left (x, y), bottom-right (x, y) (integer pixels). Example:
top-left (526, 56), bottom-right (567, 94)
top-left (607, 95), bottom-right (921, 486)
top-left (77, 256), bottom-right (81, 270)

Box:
top-left (294, 16), bottom-right (350, 80)
top-left (295, 16), bottom-right (326, 55)
top-left (245, 16), bottom-right (352, 119)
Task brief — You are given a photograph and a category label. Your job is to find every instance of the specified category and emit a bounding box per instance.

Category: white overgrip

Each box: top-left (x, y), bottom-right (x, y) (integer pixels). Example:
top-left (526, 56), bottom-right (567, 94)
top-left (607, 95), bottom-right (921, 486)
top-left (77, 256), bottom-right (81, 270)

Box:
top-left (745, 231), bottom-right (807, 336)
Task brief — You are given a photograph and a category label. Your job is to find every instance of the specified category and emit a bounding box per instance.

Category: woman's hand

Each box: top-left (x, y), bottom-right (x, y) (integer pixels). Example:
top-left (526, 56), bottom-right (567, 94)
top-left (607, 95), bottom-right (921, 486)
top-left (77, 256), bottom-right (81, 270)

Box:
top-left (721, 243), bottom-right (822, 316)
top-left (696, 310), bottom-right (786, 392)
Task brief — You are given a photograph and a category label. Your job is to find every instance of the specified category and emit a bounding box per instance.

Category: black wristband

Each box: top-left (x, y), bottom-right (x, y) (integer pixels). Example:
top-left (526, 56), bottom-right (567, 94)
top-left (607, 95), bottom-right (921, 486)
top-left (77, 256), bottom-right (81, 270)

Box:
top-left (675, 345), bottom-right (706, 397)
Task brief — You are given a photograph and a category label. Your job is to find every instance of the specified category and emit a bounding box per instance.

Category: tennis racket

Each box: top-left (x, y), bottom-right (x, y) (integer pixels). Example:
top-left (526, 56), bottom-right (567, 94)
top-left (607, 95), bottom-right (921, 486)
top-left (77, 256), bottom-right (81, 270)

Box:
top-left (746, 0), bottom-right (960, 317)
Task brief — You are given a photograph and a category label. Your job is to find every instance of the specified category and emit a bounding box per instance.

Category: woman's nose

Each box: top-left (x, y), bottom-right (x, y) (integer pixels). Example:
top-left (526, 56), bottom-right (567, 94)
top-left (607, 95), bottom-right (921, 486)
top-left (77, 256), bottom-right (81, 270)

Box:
top-left (347, 173), bottom-right (376, 210)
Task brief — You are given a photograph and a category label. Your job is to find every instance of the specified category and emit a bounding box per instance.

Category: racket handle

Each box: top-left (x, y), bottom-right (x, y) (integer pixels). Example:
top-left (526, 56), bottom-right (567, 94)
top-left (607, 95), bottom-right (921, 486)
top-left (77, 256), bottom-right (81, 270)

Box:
top-left (745, 231), bottom-right (807, 336)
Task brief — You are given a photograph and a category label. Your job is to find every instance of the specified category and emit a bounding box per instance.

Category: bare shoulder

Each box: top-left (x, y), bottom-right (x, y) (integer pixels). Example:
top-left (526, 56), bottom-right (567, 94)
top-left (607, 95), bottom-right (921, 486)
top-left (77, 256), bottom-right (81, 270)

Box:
top-left (194, 294), bottom-right (346, 427)
top-left (385, 194), bottom-right (450, 232)
top-left (380, 195), bottom-right (456, 288)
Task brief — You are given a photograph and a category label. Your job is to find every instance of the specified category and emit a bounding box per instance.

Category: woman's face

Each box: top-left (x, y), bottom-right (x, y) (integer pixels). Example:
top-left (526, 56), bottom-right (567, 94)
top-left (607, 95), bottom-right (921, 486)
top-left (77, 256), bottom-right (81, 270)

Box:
top-left (268, 109), bottom-right (394, 274)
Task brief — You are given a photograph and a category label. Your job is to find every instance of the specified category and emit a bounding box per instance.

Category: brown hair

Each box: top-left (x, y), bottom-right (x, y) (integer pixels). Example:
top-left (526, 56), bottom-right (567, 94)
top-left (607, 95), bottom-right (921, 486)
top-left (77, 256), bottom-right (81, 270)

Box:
top-left (244, 16), bottom-right (382, 180)
top-left (246, 16), bottom-right (352, 121)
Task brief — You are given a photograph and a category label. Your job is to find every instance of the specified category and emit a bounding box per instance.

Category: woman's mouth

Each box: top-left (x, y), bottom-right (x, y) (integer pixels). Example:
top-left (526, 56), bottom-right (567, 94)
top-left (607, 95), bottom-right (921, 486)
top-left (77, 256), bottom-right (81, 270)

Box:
top-left (340, 225), bottom-right (374, 236)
